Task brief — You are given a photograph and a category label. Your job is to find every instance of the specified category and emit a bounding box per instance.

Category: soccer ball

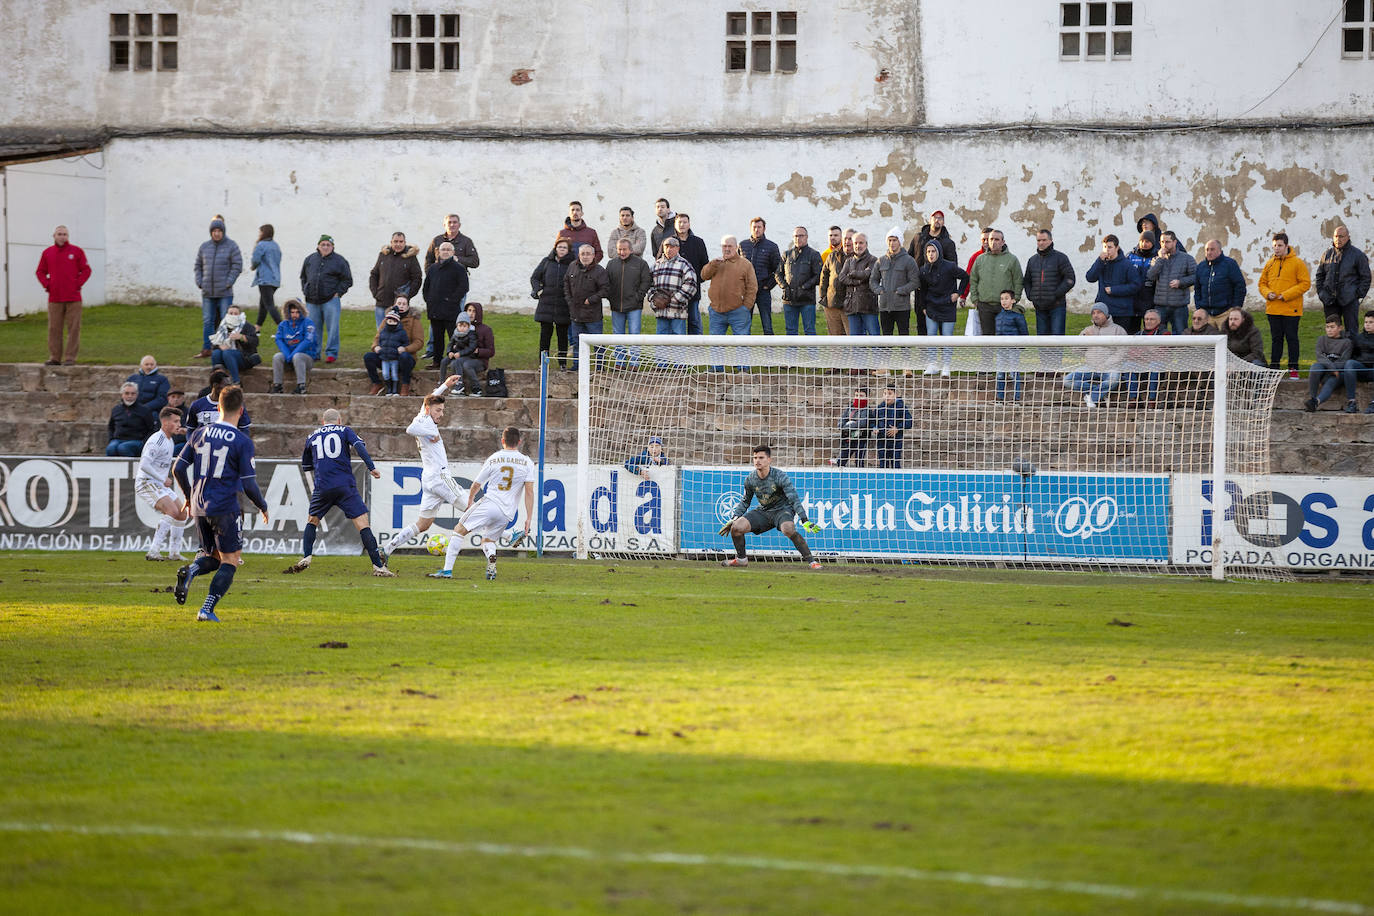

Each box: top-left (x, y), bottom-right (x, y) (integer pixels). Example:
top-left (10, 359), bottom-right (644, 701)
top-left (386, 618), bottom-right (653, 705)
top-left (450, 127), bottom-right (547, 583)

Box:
top-left (425, 532), bottom-right (451, 556)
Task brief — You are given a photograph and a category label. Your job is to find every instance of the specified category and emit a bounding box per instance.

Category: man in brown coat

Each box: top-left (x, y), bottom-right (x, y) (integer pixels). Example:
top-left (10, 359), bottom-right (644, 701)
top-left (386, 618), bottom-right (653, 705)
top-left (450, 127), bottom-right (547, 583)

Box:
top-left (702, 235), bottom-right (758, 370)
top-left (819, 228), bottom-right (854, 336)
top-left (368, 232), bottom-right (424, 326)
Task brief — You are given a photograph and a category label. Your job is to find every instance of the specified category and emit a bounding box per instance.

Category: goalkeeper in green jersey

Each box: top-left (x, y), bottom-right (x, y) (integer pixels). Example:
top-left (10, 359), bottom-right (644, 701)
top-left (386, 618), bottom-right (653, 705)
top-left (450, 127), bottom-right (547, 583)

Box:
top-left (720, 444), bottom-right (822, 569)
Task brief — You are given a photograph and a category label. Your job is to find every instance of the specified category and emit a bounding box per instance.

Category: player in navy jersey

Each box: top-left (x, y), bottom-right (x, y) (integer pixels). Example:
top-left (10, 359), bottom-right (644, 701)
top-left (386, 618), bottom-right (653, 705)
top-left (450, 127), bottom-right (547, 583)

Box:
top-left (283, 408), bottom-right (395, 577)
top-left (186, 370), bottom-right (252, 433)
top-left (171, 385), bottom-right (269, 621)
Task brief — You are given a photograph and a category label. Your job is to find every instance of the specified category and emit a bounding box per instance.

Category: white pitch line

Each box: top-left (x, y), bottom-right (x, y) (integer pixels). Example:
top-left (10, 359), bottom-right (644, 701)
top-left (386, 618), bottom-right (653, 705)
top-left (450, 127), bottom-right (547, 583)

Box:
top-left (0, 821), bottom-right (1366, 914)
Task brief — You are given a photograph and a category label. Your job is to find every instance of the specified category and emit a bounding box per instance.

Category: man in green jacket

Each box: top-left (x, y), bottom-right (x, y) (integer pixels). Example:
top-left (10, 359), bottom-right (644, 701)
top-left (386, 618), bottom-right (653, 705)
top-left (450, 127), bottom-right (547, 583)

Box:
top-left (967, 229), bottom-right (1023, 335)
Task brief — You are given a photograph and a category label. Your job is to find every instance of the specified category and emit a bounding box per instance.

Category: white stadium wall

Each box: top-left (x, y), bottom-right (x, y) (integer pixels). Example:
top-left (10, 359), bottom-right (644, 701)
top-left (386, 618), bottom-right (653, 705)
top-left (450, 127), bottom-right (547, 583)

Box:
top-left (103, 130), bottom-right (1373, 311)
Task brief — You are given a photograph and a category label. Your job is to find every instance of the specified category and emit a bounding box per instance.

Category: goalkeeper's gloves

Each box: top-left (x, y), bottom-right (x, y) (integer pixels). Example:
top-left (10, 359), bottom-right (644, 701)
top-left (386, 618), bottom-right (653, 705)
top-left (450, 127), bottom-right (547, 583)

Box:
top-left (800, 521), bottom-right (821, 534)
top-left (718, 521), bottom-right (734, 536)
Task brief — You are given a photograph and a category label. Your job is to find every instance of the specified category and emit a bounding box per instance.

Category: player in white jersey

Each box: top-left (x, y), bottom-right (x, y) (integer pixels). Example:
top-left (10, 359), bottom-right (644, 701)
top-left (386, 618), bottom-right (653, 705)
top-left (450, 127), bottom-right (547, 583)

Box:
top-left (379, 376), bottom-right (472, 563)
top-left (430, 426), bottom-right (535, 581)
top-left (135, 406), bottom-right (192, 560)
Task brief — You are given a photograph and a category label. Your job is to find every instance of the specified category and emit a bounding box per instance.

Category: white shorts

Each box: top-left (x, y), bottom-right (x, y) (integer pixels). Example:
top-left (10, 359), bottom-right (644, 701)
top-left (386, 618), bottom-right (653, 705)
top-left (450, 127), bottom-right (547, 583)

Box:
top-left (418, 474), bottom-right (468, 519)
top-left (135, 477), bottom-right (176, 509)
top-left (459, 499), bottom-right (514, 542)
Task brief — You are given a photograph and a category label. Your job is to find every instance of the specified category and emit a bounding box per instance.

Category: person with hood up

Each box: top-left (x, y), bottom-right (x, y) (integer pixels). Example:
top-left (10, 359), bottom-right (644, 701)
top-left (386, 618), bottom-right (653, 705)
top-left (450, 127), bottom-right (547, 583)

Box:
top-left (872, 385), bottom-right (913, 468)
top-left (871, 226), bottom-right (921, 336)
top-left (271, 299), bottom-right (319, 394)
top-left (918, 239), bottom-right (969, 377)
top-left (1123, 230), bottom-right (1159, 334)
top-left (531, 239), bottom-right (576, 369)
top-left (194, 215), bottom-right (242, 358)
top-left (1064, 303), bottom-right (1128, 407)
top-left (374, 308), bottom-right (411, 396)
top-left (209, 304), bottom-right (260, 384)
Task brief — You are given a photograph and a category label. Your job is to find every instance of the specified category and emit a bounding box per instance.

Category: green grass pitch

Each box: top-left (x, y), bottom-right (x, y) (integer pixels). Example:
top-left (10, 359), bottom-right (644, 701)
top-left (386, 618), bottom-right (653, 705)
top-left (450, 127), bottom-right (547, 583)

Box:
top-left (1, 551), bottom-right (1371, 915)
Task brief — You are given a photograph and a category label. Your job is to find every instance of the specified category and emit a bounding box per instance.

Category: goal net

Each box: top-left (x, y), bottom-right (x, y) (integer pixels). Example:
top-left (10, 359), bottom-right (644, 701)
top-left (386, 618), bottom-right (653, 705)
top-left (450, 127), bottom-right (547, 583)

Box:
top-left (572, 334), bottom-right (1282, 579)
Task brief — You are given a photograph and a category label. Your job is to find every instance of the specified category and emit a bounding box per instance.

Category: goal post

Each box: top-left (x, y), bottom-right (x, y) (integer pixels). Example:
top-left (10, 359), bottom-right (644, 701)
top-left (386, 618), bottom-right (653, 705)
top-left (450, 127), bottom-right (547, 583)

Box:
top-left (574, 333), bottom-right (1281, 579)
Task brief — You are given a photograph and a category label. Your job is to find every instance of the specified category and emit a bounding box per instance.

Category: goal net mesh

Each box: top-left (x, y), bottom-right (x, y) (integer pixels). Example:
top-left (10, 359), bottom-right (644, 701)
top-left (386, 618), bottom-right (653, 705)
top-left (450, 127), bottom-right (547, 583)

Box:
top-left (574, 335), bottom-right (1281, 578)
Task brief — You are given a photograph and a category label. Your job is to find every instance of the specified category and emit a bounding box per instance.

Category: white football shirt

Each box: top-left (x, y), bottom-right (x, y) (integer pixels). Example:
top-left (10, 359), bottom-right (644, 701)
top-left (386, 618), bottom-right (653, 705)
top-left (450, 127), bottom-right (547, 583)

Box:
top-left (136, 430), bottom-right (176, 484)
top-left (472, 448), bottom-right (536, 521)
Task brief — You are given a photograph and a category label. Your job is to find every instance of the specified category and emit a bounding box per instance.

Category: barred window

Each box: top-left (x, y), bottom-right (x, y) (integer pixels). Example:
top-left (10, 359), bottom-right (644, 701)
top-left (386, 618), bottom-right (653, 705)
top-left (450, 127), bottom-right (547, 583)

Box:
top-left (1060, 2), bottom-right (1131, 61)
top-left (110, 12), bottom-right (177, 71)
top-left (1343, 0), bottom-right (1373, 59)
top-left (726, 11), bottom-right (796, 73)
top-left (392, 13), bottom-right (460, 72)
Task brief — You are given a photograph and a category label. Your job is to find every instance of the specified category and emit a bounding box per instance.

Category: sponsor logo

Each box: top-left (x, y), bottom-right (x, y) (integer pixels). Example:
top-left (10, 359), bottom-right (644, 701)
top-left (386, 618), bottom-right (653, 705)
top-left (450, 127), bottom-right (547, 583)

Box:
top-left (1054, 496), bottom-right (1119, 540)
top-left (715, 491), bottom-right (743, 524)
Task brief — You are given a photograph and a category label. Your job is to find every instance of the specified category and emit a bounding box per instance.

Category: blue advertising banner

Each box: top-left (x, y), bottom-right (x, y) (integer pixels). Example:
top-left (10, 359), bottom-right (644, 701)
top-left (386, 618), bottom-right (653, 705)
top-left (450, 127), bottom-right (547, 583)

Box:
top-left (679, 468), bottom-right (1170, 563)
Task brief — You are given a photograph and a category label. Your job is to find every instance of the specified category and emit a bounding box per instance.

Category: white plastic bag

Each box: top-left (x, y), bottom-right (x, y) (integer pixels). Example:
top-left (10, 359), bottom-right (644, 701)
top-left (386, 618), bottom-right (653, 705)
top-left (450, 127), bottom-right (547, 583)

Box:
top-left (963, 307), bottom-right (982, 336)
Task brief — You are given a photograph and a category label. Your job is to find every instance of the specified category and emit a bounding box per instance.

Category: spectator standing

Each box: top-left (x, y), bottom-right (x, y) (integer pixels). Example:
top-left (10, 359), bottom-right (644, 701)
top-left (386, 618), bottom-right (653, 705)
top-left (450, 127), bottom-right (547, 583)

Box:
top-left (740, 217), bottom-right (782, 335)
top-left (1124, 230), bottom-right (1159, 334)
top-left (819, 227), bottom-right (853, 336)
top-left (365, 296), bottom-right (423, 396)
top-left (369, 232), bottom-right (423, 327)
top-left (127, 355), bottom-right (170, 412)
top-left (564, 243), bottom-right (610, 371)
top-left (1147, 231), bottom-right (1197, 334)
top-left (872, 385), bottom-right (913, 468)
top-left (300, 235), bottom-right (352, 363)
top-left (910, 210), bottom-right (958, 264)
top-left (649, 198), bottom-right (676, 261)
top-left (672, 214), bottom-right (710, 335)
top-left (271, 299), bottom-right (319, 394)
top-left (1023, 228), bottom-right (1075, 336)
top-left (918, 240), bottom-right (969, 376)
top-left (422, 240), bottom-right (470, 370)
top-left (1224, 308), bottom-right (1268, 367)
top-left (36, 225), bottom-right (92, 365)
top-left (557, 201), bottom-right (603, 263)
top-left (1194, 240), bottom-right (1248, 320)
top-left (1084, 235), bottom-right (1141, 329)
top-left (1258, 232), bottom-right (1311, 377)
top-left (375, 309), bottom-right (411, 396)
top-left (839, 234), bottom-right (880, 337)
top-left (1304, 317), bottom-right (1356, 412)
top-left (531, 240), bottom-right (576, 368)
top-left (645, 237), bottom-right (699, 336)
top-left (606, 207), bottom-right (646, 258)
top-left (423, 214), bottom-right (480, 360)
top-left (1344, 311), bottom-right (1374, 413)
top-left (702, 235), bottom-right (758, 370)
top-left (193, 215), bottom-right (241, 359)
top-left (250, 224), bottom-right (282, 329)
top-left (775, 226), bottom-right (824, 336)
top-left (958, 228), bottom-right (992, 306)
top-left (209, 305), bottom-right (260, 384)
top-left (871, 226), bottom-right (920, 336)
top-left (967, 229), bottom-right (1023, 336)
top-left (107, 382), bottom-right (156, 457)
top-left (994, 290), bottom-right (1029, 402)
top-left (1315, 226), bottom-right (1371, 334)
top-left (606, 238), bottom-right (652, 332)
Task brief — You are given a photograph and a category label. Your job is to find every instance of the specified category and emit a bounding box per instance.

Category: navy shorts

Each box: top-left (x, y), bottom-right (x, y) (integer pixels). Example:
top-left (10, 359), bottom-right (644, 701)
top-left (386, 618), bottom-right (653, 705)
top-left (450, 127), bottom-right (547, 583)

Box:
top-left (744, 506), bottom-right (796, 535)
top-left (197, 512), bottom-right (243, 555)
top-left (308, 485), bottom-right (369, 520)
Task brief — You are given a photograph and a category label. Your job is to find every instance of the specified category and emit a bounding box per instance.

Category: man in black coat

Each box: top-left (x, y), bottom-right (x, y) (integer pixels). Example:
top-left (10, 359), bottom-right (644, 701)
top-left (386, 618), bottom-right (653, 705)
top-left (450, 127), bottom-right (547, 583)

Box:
top-left (1023, 228), bottom-right (1077, 335)
top-left (107, 382), bottom-right (155, 457)
top-left (1316, 225), bottom-right (1372, 333)
top-left (421, 241), bottom-right (470, 369)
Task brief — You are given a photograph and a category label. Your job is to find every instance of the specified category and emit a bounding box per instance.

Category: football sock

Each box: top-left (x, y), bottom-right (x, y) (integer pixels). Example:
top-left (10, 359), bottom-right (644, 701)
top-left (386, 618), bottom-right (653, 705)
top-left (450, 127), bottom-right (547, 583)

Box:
top-left (152, 517), bottom-right (172, 553)
top-left (168, 524), bottom-right (184, 556)
top-left (185, 555), bottom-right (221, 591)
top-left (787, 530), bottom-right (813, 562)
top-left (732, 532), bottom-right (747, 559)
top-left (453, 490), bottom-right (470, 512)
top-left (359, 527), bottom-right (384, 567)
top-left (302, 523), bottom-right (317, 558)
top-left (201, 563), bottom-right (236, 613)
top-left (482, 542), bottom-right (496, 561)
top-left (392, 523), bottom-right (421, 552)
top-left (444, 535), bottom-right (463, 570)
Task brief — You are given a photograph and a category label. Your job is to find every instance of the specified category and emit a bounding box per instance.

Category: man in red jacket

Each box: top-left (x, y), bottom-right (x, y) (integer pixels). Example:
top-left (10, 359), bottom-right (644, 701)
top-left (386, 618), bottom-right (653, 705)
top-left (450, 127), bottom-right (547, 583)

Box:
top-left (35, 225), bottom-right (92, 365)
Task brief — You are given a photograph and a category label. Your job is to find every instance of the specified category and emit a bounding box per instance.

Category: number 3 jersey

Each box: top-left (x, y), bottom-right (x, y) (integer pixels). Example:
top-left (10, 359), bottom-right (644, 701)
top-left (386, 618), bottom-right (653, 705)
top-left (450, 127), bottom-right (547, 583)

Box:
top-left (472, 448), bottom-right (536, 521)
top-left (302, 424), bottom-right (375, 490)
top-left (175, 421), bottom-right (259, 517)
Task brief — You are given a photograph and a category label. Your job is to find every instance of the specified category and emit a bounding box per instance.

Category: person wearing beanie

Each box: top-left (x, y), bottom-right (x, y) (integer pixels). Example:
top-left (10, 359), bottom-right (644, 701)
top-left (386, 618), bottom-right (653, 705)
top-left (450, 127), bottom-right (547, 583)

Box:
top-left (1065, 302), bottom-right (1128, 407)
top-left (871, 226), bottom-right (921, 336)
top-left (1124, 229), bottom-right (1159, 334)
top-left (374, 308), bottom-right (411, 396)
top-left (300, 234), bottom-right (354, 363)
top-left (194, 215), bottom-right (242, 358)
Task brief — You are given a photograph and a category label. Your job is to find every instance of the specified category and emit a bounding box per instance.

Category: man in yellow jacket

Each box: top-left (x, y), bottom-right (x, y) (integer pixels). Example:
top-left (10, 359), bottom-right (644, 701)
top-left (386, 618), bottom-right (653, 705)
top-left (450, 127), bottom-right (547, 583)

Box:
top-left (702, 235), bottom-right (759, 371)
top-left (1258, 231), bottom-right (1311, 377)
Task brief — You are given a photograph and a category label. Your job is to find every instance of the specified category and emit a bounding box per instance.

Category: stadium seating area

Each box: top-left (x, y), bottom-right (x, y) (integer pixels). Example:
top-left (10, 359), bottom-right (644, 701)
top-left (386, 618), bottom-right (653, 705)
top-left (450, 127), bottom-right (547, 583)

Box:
top-left (0, 361), bottom-right (1368, 474)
